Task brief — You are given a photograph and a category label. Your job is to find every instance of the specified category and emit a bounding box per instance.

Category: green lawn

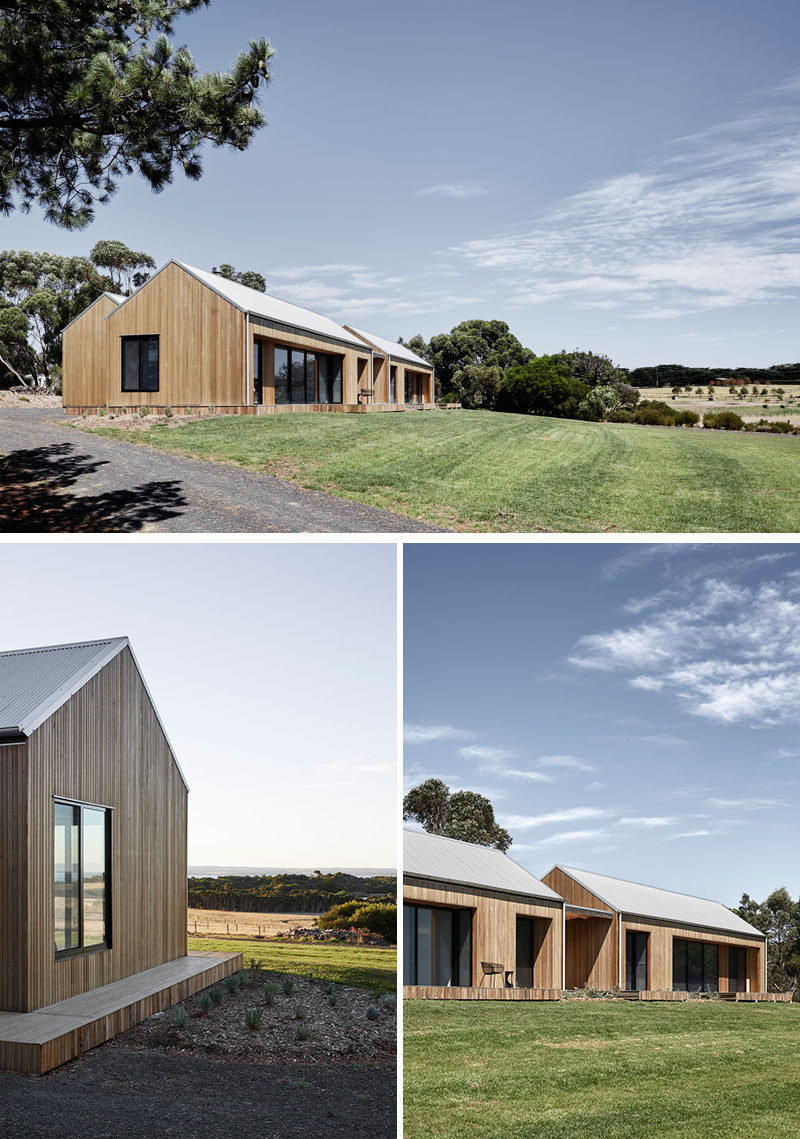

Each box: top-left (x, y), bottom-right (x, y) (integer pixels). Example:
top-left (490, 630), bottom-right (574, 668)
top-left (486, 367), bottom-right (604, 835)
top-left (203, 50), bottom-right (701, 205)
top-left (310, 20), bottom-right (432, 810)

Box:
top-left (404, 1000), bottom-right (800, 1138)
top-left (189, 936), bottom-right (395, 993)
top-left (87, 410), bottom-right (800, 532)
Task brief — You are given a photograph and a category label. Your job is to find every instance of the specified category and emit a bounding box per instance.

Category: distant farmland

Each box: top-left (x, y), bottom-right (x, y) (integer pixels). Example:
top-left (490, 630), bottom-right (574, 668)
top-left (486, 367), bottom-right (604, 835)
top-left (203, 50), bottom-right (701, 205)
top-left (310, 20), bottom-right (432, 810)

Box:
top-left (187, 908), bottom-right (314, 939)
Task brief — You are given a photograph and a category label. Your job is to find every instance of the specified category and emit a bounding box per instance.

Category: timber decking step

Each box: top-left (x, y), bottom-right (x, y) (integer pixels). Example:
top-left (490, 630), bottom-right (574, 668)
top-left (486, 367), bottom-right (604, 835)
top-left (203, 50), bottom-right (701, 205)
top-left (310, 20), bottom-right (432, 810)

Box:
top-left (0, 950), bottom-right (242, 1075)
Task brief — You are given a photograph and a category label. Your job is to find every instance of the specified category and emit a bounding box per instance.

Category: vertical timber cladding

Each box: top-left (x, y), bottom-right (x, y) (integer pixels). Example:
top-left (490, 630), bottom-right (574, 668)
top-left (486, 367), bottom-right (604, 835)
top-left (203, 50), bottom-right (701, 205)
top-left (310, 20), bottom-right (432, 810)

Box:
top-left (619, 917), bottom-right (765, 993)
top-left (543, 866), bottom-right (619, 989)
top-left (404, 877), bottom-right (563, 988)
top-left (23, 647), bottom-right (187, 1012)
top-left (249, 319), bottom-right (369, 406)
top-left (61, 295), bottom-right (122, 410)
top-left (0, 743), bottom-right (29, 1012)
top-left (104, 262), bottom-right (246, 409)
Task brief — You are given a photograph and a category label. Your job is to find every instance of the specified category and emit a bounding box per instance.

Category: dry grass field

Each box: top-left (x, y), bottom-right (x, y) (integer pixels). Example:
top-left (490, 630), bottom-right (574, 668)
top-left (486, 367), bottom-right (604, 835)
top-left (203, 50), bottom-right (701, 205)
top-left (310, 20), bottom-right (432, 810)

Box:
top-left (187, 908), bottom-right (316, 939)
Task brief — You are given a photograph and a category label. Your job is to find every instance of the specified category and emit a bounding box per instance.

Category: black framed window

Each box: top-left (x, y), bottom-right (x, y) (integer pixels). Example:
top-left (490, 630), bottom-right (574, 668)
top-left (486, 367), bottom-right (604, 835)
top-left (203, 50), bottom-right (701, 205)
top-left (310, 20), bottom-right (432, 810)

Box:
top-left (672, 938), bottom-right (718, 992)
top-left (273, 345), bottom-right (342, 405)
top-left (403, 903), bottom-right (472, 987)
top-left (389, 365), bottom-right (397, 403)
top-left (121, 335), bottom-right (159, 392)
top-left (253, 341), bottom-right (263, 405)
top-left (625, 930), bottom-right (649, 990)
top-left (54, 799), bottom-right (111, 957)
top-left (728, 945), bottom-right (745, 993)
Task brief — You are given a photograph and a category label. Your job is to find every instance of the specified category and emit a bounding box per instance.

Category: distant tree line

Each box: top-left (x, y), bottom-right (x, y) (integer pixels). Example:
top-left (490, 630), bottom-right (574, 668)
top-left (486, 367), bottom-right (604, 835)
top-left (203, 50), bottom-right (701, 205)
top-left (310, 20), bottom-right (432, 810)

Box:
top-left (736, 889), bottom-right (800, 997)
top-left (628, 363), bottom-right (800, 388)
top-left (188, 871), bottom-right (396, 915)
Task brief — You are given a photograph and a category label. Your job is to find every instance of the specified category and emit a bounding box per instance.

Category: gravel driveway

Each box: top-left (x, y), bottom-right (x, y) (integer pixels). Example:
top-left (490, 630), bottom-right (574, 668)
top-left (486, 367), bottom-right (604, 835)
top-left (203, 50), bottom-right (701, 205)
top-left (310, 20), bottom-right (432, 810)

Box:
top-left (0, 408), bottom-right (444, 533)
top-left (0, 1050), bottom-right (395, 1138)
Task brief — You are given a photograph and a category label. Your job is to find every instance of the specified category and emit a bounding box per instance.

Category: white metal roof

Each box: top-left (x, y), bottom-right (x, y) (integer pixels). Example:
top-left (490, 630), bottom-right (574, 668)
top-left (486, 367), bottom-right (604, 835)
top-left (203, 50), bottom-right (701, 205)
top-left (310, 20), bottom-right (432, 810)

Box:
top-left (405, 829), bottom-right (563, 903)
top-left (175, 263), bottom-right (369, 350)
top-left (0, 638), bottom-right (188, 790)
top-left (346, 326), bottom-right (432, 368)
top-left (554, 865), bottom-right (764, 938)
top-left (62, 292), bottom-right (125, 333)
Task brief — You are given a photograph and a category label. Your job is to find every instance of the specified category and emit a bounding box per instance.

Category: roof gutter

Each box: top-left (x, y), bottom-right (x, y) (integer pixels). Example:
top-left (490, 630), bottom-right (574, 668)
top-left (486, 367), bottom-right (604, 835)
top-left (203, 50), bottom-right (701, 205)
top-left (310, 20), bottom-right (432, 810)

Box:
top-left (0, 728), bottom-right (26, 744)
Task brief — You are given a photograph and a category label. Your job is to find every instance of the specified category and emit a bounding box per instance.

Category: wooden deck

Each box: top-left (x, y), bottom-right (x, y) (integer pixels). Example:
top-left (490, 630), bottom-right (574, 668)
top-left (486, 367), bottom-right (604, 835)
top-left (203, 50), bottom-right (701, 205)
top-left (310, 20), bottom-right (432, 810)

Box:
top-left (0, 950), bottom-right (242, 1075)
top-left (404, 986), bottom-right (562, 1001)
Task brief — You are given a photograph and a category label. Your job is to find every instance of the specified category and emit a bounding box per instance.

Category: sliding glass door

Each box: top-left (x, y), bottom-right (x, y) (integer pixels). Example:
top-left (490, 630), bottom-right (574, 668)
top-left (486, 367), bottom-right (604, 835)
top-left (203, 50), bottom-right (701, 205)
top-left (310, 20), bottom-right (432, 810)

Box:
top-left (274, 344), bottom-right (343, 405)
top-left (625, 930), bottom-right (649, 990)
top-left (672, 938), bottom-right (719, 992)
top-left (403, 904), bottom-right (472, 986)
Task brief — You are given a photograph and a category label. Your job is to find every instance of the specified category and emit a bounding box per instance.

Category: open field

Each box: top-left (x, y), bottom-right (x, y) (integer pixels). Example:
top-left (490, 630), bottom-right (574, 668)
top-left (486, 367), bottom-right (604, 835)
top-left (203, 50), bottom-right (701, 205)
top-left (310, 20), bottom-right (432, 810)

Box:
top-left (86, 409), bottom-right (800, 532)
top-left (404, 999), bottom-right (800, 1139)
top-left (188, 937), bottom-right (396, 993)
top-left (637, 387), bottom-right (800, 425)
top-left (187, 908), bottom-right (315, 938)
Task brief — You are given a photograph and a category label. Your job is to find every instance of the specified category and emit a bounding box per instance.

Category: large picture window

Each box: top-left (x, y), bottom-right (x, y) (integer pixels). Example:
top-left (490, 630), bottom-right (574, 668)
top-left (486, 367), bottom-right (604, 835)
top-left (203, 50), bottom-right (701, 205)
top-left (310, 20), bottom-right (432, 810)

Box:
top-left (121, 335), bottom-right (159, 392)
top-left (54, 800), bottom-right (111, 957)
top-left (403, 904), bottom-right (472, 987)
top-left (672, 938), bottom-right (718, 992)
top-left (274, 345), bottom-right (342, 405)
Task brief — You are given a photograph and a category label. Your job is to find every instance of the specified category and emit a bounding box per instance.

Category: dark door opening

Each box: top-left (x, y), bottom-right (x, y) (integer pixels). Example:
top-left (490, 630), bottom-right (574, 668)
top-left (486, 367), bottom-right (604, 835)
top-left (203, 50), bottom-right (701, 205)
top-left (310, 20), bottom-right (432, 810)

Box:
top-left (625, 931), bottom-right (648, 990)
top-left (253, 341), bottom-right (263, 405)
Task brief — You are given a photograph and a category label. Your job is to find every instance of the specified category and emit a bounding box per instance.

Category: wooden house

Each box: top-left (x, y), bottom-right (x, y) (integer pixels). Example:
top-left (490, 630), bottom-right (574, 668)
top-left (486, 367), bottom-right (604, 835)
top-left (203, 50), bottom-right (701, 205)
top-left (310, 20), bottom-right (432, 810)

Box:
top-left (543, 865), bottom-right (767, 997)
top-left (61, 261), bottom-right (435, 415)
top-left (0, 637), bottom-right (240, 1073)
top-left (403, 830), bottom-right (564, 999)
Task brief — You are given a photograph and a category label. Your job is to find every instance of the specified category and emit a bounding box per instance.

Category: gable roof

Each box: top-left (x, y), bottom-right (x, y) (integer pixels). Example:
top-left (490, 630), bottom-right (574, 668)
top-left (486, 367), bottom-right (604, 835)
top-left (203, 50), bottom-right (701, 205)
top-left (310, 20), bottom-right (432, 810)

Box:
top-left (405, 829), bottom-right (563, 903)
top-left (552, 865), bottom-right (764, 938)
top-left (0, 638), bottom-right (188, 790)
top-left (345, 326), bottom-right (432, 368)
top-left (62, 292), bottom-right (126, 333)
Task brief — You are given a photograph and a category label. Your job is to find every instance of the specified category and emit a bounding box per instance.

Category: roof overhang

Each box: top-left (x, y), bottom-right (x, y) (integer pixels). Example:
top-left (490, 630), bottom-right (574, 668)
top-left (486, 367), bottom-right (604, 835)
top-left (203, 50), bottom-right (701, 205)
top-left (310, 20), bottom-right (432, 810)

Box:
top-left (404, 869), bottom-right (564, 907)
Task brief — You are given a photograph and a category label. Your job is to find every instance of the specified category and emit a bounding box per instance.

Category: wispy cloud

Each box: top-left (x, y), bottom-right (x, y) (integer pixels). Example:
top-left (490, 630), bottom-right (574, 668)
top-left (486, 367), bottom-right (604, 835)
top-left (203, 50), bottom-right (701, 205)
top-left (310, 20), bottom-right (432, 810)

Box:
top-left (458, 745), bottom-right (516, 762)
top-left (616, 816), bottom-right (674, 828)
top-left (404, 724), bottom-right (476, 744)
top-left (450, 78), bottom-right (800, 319)
top-left (534, 829), bottom-right (611, 846)
top-left (501, 807), bottom-right (610, 831)
top-left (706, 797), bottom-right (790, 810)
top-left (568, 567), bottom-right (800, 726)
top-left (536, 754), bottom-right (596, 773)
top-left (416, 183), bottom-right (489, 200)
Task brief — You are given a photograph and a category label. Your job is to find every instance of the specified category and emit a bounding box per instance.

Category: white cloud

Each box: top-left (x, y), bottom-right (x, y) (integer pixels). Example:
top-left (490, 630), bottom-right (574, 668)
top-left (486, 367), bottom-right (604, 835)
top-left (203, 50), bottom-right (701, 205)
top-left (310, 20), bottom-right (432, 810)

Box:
top-left (536, 754), bottom-right (596, 773)
top-left (458, 745), bottom-right (516, 762)
top-left (707, 797), bottom-right (790, 810)
top-left (534, 829), bottom-right (611, 846)
top-left (416, 183), bottom-right (489, 200)
top-left (404, 724), bottom-right (476, 744)
top-left (586, 781), bottom-right (606, 791)
top-left (616, 816), bottom-right (674, 828)
top-left (501, 807), bottom-right (610, 831)
top-left (449, 79), bottom-right (800, 319)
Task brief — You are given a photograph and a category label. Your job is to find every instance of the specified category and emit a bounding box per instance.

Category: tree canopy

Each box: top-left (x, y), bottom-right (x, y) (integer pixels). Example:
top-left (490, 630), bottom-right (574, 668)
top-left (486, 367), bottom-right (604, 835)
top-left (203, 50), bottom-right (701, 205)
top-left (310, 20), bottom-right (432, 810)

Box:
top-left (413, 320), bottom-right (534, 399)
top-left (212, 263), bottom-right (267, 292)
top-left (0, 1), bottom-right (274, 228)
top-left (403, 778), bottom-right (512, 852)
top-left (497, 355), bottom-right (589, 418)
top-left (90, 239), bottom-right (155, 294)
top-left (736, 888), bottom-right (800, 995)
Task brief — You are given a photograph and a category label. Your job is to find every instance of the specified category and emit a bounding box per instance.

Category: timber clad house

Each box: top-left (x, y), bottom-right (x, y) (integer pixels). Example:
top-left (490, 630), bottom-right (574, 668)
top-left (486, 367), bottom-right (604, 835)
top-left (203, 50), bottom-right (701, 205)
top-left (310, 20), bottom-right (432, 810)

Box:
top-left (403, 830), bottom-right (776, 1002)
top-left (0, 638), bottom-right (240, 1074)
top-left (61, 261), bottom-right (435, 415)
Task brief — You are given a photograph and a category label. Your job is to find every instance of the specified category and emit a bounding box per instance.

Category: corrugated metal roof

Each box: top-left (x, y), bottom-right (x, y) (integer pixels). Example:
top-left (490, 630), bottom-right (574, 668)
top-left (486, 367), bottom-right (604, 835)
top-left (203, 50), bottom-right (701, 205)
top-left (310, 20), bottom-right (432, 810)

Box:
top-left (0, 638), bottom-right (128, 736)
top-left (404, 829), bottom-right (563, 903)
top-left (555, 865), bottom-right (764, 938)
top-left (175, 263), bottom-right (370, 349)
top-left (346, 326), bottom-right (432, 368)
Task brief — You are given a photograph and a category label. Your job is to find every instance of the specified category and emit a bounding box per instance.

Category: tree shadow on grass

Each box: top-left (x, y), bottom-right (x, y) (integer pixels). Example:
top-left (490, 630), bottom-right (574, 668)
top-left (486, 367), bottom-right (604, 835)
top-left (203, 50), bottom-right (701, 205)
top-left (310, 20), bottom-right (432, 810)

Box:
top-left (0, 443), bottom-right (187, 532)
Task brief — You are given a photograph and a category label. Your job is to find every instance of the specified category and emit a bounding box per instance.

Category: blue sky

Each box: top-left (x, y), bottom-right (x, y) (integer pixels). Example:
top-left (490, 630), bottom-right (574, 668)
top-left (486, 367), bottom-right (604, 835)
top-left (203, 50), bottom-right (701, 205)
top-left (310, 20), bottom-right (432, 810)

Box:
top-left (6, 0), bottom-right (800, 367)
top-left (404, 542), bottom-right (800, 906)
top-left (0, 542), bottom-right (396, 868)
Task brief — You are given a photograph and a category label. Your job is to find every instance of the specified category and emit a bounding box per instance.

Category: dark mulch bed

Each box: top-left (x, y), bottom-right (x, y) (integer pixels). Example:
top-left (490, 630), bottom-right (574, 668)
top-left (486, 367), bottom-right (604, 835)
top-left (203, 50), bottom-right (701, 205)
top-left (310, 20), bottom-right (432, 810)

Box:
top-left (108, 969), bottom-right (396, 1064)
top-left (0, 1051), bottom-right (396, 1138)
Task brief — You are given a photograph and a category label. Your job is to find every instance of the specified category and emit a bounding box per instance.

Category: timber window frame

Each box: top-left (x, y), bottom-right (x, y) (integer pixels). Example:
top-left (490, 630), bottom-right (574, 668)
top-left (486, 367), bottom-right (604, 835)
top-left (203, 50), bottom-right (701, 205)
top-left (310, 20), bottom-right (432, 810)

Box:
top-left (54, 797), bottom-right (113, 960)
top-left (120, 334), bottom-right (160, 393)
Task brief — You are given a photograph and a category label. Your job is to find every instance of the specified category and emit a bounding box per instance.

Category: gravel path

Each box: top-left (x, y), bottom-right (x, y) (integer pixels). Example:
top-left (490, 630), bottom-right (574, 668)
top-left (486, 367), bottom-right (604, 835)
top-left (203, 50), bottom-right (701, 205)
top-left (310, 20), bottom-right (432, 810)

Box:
top-left (0, 1050), bottom-right (395, 1138)
top-left (0, 408), bottom-right (444, 533)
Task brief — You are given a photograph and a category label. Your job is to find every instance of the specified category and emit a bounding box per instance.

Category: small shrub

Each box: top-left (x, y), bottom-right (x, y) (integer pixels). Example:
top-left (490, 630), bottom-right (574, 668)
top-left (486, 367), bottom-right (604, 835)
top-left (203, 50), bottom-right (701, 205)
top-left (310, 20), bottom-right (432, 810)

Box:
top-left (198, 993), bottom-right (213, 1015)
top-left (208, 404), bottom-right (215, 414)
top-left (328, 990), bottom-right (339, 1008)
top-left (19, 395), bottom-right (30, 402)
top-left (293, 1004), bottom-right (307, 1021)
top-left (263, 982), bottom-right (278, 1006)
top-left (173, 1005), bottom-right (189, 1028)
top-left (139, 405), bottom-right (149, 417)
top-left (703, 410), bottom-right (744, 431)
top-left (224, 974), bottom-right (240, 994)
top-left (281, 977), bottom-right (295, 996)
top-left (366, 1005), bottom-right (381, 1021)
top-left (439, 391), bottom-right (460, 404)
top-left (294, 1024), bottom-right (310, 1041)
top-left (753, 418), bottom-right (794, 433)
top-left (210, 986), bottom-right (224, 1005)
top-left (99, 405), bottom-right (107, 416)
top-left (606, 408), bottom-right (633, 423)
top-left (245, 1007), bottom-right (264, 1030)
top-left (164, 405), bottom-right (173, 418)
top-left (247, 956), bottom-right (260, 972)
top-left (379, 992), bottom-right (397, 1011)
top-left (674, 409), bottom-right (700, 426)
top-left (238, 970), bottom-right (252, 986)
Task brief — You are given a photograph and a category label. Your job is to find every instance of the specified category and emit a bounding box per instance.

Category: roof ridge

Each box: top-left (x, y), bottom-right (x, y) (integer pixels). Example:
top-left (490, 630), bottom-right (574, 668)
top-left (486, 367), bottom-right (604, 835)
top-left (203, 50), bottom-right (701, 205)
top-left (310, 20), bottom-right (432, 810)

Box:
top-left (561, 864), bottom-right (744, 912)
top-left (0, 636), bottom-right (125, 658)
